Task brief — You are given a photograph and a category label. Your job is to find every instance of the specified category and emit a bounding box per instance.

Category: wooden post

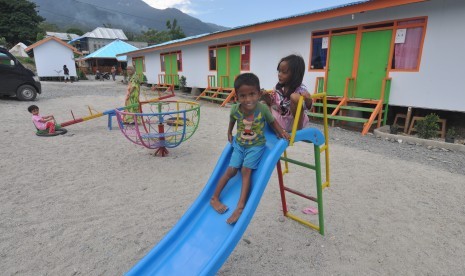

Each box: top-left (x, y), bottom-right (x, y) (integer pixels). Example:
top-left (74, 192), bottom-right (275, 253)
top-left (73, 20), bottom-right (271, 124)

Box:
top-left (404, 107), bottom-right (412, 134)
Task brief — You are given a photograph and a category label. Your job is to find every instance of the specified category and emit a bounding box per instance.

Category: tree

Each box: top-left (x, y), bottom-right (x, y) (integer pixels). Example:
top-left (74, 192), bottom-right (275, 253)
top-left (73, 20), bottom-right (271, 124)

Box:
top-left (136, 28), bottom-right (170, 45)
top-left (0, 0), bottom-right (44, 46)
top-left (166, 19), bottom-right (185, 40)
top-left (66, 28), bottom-right (84, 36)
top-left (39, 22), bottom-right (59, 33)
top-left (131, 19), bottom-right (186, 45)
top-left (0, 37), bottom-right (7, 48)
top-left (37, 22), bottom-right (59, 43)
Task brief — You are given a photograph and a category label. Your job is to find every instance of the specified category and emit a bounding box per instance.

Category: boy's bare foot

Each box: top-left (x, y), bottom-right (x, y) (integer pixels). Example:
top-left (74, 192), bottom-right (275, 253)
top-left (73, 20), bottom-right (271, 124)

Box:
top-left (226, 207), bottom-right (244, 224)
top-left (210, 198), bottom-right (228, 214)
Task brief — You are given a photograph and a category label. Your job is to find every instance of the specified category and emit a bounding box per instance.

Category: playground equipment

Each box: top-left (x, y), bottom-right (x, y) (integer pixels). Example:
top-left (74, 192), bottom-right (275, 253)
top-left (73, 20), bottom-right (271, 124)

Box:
top-left (125, 93), bottom-right (330, 275)
top-left (115, 100), bottom-right (200, 157)
top-left (278, 92), bottom-right (330, 234)
top-left (56, 86), bottom-right (176, 130)
top-left (34, 125), bottom-right (68, 137)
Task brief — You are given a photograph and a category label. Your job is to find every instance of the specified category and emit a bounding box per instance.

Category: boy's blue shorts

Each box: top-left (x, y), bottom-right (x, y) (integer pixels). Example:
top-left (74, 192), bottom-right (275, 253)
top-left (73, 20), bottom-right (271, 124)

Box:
top-left (229, 141), bottom-right (266, 170)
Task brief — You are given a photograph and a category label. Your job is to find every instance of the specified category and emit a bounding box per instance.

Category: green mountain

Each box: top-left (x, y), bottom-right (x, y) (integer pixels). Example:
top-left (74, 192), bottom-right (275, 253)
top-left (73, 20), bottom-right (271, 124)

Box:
top-left (30, 0), bottom-right (228, 36)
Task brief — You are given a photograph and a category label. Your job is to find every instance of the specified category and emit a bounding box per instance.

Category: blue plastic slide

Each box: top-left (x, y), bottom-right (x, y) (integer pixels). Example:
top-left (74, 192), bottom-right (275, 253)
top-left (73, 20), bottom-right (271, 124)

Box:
top-left (126, 126), bottom-right (325, 276)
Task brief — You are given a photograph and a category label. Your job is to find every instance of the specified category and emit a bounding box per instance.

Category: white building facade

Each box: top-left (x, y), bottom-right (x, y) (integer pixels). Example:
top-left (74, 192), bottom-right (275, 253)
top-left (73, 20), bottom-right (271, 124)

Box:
top-left (124, 0), bottom-right (465, 113)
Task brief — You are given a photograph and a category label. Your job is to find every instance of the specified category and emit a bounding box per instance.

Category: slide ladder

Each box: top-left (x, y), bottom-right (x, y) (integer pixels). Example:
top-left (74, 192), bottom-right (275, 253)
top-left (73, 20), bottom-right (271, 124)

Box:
top-left (278, 93), bottom-right (330, 234)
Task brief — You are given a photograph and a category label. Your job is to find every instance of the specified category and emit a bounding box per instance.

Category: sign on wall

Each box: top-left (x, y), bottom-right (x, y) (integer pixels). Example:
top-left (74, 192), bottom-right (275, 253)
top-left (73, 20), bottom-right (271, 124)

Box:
top-left (395, 29), bottom-right (407, 44)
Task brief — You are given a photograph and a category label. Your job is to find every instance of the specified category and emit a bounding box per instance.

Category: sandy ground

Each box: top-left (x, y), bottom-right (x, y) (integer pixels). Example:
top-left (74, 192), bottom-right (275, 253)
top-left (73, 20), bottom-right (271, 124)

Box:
top-left (1, 80), bottom-right (464, 275)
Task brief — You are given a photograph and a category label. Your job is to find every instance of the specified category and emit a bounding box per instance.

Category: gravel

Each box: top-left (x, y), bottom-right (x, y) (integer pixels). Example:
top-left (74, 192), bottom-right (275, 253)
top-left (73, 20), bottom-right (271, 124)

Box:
top-left (327, 127), bottom-right (465, 175)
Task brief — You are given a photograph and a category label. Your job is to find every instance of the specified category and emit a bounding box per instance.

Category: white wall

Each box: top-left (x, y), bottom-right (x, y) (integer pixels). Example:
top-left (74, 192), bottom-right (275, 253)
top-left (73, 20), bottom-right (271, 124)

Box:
top-left (34, 40), bottom-right (77, 77)
top-left (387, 0), bottom-right (465, 112)
top-left (143, 52), bottom-right (159, 84)
top-left (180, 43), bottom-right (210, 88)
top-left (129, 42), bottom-right (212, 87)
top-left (251, 26), bottom-right (311, 90)
top-left (309, 0), bottom-right (465, 112)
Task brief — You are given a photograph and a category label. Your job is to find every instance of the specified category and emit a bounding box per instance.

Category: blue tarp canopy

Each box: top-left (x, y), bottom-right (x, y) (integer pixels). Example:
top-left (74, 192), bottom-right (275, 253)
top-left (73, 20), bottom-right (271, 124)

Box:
top-left (83, 39), bottom-right (138, 61)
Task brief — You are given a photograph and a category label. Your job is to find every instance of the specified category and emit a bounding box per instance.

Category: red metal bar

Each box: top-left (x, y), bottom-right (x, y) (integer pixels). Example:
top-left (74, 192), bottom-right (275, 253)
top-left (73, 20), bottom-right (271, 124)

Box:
top-left (276, 161), bottom-right (288, 215)
top-left (60, 118), bottom-right (84, 127)
top-left (284, 187), bottom-right (317, 202)
top-left (154, 123), bottom-right (169, 157)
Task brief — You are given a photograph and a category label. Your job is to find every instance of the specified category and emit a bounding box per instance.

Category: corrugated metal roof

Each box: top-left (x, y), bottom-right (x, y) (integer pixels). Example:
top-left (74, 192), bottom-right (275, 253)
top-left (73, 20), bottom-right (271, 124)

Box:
top-left (83, 39), bottom-right (138, 60)
top-left (120, 0), bottom-right (372, 55)
top-left (128, 33), bottom-right (211, 52)
top-left (82, 27), bottom-right (128, 40)
top-left (46, 32), bottom-right (80, 41)
top-left (25, 36), bottom-right (81, 54)
top-left (232, 0), bottom-right (372, 28)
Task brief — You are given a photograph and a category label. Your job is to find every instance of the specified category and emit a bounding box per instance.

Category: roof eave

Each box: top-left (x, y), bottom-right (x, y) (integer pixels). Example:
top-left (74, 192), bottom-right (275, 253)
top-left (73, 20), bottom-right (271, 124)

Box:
top-left (121, 0), bottom-right (425, 57)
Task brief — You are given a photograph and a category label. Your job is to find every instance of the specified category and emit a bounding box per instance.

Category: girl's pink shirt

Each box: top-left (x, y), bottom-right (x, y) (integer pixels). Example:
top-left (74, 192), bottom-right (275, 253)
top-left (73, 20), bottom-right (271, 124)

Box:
top-left (270, 84), bottom-right (311, 131)
top-left (32, 114), bottom-right (46, 130)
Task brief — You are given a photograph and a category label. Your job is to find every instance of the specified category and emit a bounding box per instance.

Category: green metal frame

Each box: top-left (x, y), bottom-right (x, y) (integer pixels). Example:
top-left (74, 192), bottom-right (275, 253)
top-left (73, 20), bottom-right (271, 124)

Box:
top-left (277, 93), bottom-right (330, 235)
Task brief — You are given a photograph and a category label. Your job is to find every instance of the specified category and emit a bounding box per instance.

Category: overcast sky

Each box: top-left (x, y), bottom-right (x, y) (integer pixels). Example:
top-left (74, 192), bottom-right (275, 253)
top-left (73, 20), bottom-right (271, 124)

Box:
top-left (142, 0), bottom-right (359, 28)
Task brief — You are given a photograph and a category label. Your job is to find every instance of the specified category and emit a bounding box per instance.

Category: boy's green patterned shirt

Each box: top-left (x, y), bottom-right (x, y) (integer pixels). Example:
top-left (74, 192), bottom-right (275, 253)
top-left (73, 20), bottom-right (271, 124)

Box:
top-left (230, 102), bottom-right (275, 147)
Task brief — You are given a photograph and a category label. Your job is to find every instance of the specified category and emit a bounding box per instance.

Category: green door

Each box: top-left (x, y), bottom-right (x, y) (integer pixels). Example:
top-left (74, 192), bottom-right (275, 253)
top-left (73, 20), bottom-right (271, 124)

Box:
top-left (217, 48), bottom-right (227, 87)
top-left (355, 30), bottom-right (392, 99)
top-left (134, 58), bottom-right (144, 76)
top-left (228, 46), bottom-right (241, 88)
top-left (326, 34), bottom-right (356, 97)
top-left (216, 46), bottom-right (240, 88)
top-left (164, 54), bottom-right (178, 85)
top-left (165, 55), bottom-right (172, 84)
top-left (171, 54), bottom-right (179, 85)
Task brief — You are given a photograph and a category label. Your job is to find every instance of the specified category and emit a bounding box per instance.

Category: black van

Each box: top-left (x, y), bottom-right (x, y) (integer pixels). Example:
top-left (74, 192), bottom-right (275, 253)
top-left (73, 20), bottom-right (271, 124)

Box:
top-left (0, 47), bottom-right (41, 101)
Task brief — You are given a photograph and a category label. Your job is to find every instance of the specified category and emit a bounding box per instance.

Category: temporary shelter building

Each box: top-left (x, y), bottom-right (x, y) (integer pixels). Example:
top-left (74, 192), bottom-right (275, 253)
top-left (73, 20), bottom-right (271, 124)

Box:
top-left (119, 0), bottom-right (465, 116)
top-left (80, 39), bottom-right (138, 74)
top-left (9, 43), bottom-right (28, 57)
top-left (25, 36), bottom-right (81, 79)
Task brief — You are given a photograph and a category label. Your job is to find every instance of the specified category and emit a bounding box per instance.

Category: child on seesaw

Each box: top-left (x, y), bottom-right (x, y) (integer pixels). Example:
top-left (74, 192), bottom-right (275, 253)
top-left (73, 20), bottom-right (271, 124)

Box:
top-left (28, 105), bottom-right (56, 134)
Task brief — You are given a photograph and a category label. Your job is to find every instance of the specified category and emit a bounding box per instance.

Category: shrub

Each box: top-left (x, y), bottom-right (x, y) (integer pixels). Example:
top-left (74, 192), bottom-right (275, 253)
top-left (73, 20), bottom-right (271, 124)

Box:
top-left (416, 113), bottom-right (439, 139)
top-left (77, 69), bottom-right (87, 80)
top-left (446, 127), bottom-right (456, 138)
top-left (179, 75), bottom-right (187, 91)
top-left (390, 123), bottom-right (399, 134)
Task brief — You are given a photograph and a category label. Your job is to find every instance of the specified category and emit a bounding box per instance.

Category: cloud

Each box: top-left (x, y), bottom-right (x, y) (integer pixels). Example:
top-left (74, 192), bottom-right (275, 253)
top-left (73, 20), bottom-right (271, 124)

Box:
top-left (142, 0), bottom-right (197, 14)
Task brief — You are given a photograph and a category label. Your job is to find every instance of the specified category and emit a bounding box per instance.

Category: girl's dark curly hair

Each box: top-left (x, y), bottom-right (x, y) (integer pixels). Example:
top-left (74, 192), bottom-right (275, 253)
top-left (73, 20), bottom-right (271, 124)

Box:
top-left (27, 105), bottom-right (39, 113)
top-left (276, 54), bottom-right (305, 96)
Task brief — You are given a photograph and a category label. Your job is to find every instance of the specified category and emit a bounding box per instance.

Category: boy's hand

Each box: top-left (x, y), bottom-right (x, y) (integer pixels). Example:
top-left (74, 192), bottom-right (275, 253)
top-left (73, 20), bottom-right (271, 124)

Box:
top-left (228, 132), bottom-right (233, 143)
top-left (280, 131), bottom-right (291, 140)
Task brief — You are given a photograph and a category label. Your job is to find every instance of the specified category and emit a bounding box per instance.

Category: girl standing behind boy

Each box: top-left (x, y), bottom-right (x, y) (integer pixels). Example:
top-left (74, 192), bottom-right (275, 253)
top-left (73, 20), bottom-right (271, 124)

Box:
top-left (262, 54), bottom-right (313, 132)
